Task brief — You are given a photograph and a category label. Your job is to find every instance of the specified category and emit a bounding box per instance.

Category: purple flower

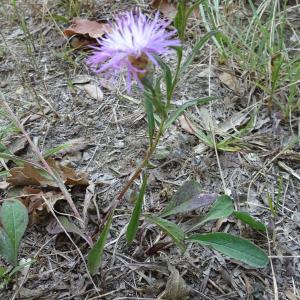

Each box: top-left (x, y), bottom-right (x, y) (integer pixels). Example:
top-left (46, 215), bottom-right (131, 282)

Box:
top-left (87, 9), bottom-right (180, 91)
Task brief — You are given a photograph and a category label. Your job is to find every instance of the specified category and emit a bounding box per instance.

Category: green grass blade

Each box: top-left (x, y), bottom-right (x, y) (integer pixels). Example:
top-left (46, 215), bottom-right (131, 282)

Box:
top-left (144, 95), bottom-right (155, 144)
top-left (164, 96), bottom-right (217, 131)
top-left (87, 211), bottom-right (114, 275)
top-left (126, 174), bottom-right (148, 244)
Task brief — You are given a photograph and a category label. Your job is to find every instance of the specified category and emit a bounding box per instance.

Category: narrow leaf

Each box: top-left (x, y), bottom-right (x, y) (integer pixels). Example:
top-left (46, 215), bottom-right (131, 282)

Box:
top-left (184, 195), bottom-right (234, 233)
top-left (164, 97), bottom-right (217, 130)
top-left (87, 212), bottom-right (113, 275)
top-left (1, 199), bottom-right (28, 265)
top-left (153, 55), bottom-right (173, 100)
top-left (144, 96), bottom-right (155, 144)
top-left (181, 31), bottom-right (215, 74)
top-left (233, 211), bottom-right (266, 232)
top-left (126, 174), bottom-right (148, 244)
top-left (145, 215), bottom-right (185, 250)
top-left (187, 233), bottom-right (268, 267)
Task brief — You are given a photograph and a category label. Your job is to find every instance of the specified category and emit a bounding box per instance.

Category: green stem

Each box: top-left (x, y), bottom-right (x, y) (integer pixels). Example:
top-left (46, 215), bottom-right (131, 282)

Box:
top-left (101, 118), bottom-right (166, 227)
top-left (167, 49), bottom-right (183, 109)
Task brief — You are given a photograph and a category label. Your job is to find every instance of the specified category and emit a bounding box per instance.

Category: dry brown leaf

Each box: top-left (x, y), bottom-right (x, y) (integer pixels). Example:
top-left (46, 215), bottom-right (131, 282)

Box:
top-left (64, 18), bottom-right (111, 39)
top-left (7, 163), bottom-right (56, 187)
top-left (23, 107), bottom-right (51, 124)
top-left (5, 136), bottom-right (28, 155)
top-left (76, 83), bottom-right (103, 101)
top-left (57, 137), bottom-right (89, 156)
top-left (46, 216), bottom-right (93, 246)
top-left (69, 36), bottom-right (96, 49)
top-left (7, 159), bottom-right (88, 187)
top-left (83, 181), bottom-right (95, 227)
top-left (21, 186), bottom-right (65, 224)
top-left (178, 114), bottom-right (197, 135)
top-left (47, 158), bottom-right (89, 186)
top-left (161, 263), bottom-right (189, 299)
top-left (151, 0), bottom-right (177, 19)
top-left (219, 72), bottom-right (240, 92)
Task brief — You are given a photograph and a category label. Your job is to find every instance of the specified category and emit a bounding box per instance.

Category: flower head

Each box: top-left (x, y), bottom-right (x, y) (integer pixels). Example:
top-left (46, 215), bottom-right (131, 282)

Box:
top-left (87, 9), bottom-right (180, 91)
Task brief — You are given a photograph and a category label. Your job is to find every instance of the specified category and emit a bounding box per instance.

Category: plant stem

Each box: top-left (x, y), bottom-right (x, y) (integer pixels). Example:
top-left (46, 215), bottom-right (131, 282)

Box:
top-left (102, 118), bottom-right (166, 226)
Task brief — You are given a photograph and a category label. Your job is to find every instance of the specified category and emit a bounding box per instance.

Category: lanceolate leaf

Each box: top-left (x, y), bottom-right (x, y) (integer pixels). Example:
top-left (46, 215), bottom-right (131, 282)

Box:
top-left (144, 96), bottom-right (155, 144)
top-left (184, 195), bottom-right (234, 233)
top-left (153, 54), bottom-right (173, 100)
top-left (126, 174), bottom-right (148, 244)
top-left (181, 31), bottom-right (215, 74)
top-left (0, 199), bottom-right (28, 265)
top-left (160, 180), bottom-right (202, 217)
top-left (233, 211), bottom-right (266, 232)
top-left (87, 211), bottom-right (113, 275)
top-left (187, 233), bottom-right (269, 268)
top-left (163, 97), bottom-right (217, 131)
top-left (145, 215), bottom-right (185, 250)
top-left (160, 180), bottom-right (218, 217)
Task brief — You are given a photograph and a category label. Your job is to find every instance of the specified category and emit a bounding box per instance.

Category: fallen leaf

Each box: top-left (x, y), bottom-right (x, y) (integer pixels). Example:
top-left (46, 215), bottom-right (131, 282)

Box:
top-left (46, 216), bottom-right (93, 246)
top-left (76, 83), bottom-right (103, 101)
top-left (161, 180), bottom-right (217, 217)
top-left (218, 111), bottom-right (250, 134)
top-left (21, 186), bottom-right (65, 224)
top-left (219, 72), bottom-right (240, 92)
top-left (71, 75), bottom-right (92, 85)
top-left (161, 263), bottom-right (189, 299)
top-left (7, 159), bottom-right (88, 187)
top-left (47, 158), bottom-right (89, 186)
top-left (83, 181), bottom-right (95, 227)
top-left (5, 136), bottom-right (28, 155)
top-left (7, 163), bottom-right (55, 187)
top-left (151, 0), bottom-right (177, 19)
top-left (64, 18), bottom-right (111, 39)
top-left (69, 36), bottom-right (96, 49)
top-left (22, 107), bottom-right (51, 124)
top-left (52, 138), bottom-right (89, 156)
top-left (178, 114), bottom-right (197, 135)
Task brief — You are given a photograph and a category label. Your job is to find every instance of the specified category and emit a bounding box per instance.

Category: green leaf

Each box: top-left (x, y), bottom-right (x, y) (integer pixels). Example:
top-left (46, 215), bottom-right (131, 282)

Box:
top-left (144, 95), bottom-right (155, 144)
top-left (233, 211), bottom-right (266, 232)
top-left (184, 195), bottom-right (234, 233)
top-left (174, 0), bottom-right (186, 39)
top-left (187, 233), bottom-right (268, 268)
top-left (153, 55), bottom-right (173, 100)
top-left (145, 215), bottom-right (185, 250)
top-left (164, 97), bottom-right (217, 131)
top-left (0, 199), bottom-right (28, 265)
top-left (160, 180), bottom-right (217, 218)
top-left (126, 174), bottom-right (148, 244)
top-left (181, 31), bottom-right (215, 74)
top-left (160, 181), bottom-right (202, 218)
top-left (87, 212), bottom-right (113, 275)
top-left (0, 228), bottom-right (14, 265)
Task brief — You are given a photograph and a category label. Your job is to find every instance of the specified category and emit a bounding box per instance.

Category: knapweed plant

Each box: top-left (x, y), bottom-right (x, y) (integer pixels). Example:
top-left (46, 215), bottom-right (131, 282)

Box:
top-left (86, 3), bottom-right (268, 275)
